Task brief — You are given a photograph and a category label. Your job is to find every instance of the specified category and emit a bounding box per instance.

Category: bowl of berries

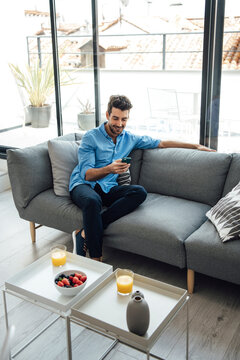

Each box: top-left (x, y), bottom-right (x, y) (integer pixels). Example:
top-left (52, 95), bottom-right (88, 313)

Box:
top-left (54, 270), bottom-right (87, 296)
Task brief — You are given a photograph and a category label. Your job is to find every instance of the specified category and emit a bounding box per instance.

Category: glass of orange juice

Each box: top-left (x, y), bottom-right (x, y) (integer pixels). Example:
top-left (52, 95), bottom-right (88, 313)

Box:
top-left (115, 269), bottom-right (134, 296)
top-left (51, 245), bottom-right (67, 266)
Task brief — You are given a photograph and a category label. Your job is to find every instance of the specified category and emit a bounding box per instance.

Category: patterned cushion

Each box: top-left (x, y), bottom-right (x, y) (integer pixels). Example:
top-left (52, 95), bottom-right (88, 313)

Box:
top-left (117, 170), bottom-right (131, 186)
top-left (206, 182), bottom-right (240, 242)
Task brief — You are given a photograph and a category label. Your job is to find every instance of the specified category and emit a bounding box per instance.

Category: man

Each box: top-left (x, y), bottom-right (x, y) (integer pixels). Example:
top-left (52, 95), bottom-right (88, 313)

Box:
top-left (69, 95), bottom-right (213, 261)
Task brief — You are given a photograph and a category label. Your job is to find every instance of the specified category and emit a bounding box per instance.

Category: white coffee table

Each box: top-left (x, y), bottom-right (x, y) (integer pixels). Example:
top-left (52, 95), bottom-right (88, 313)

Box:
top-left (3, 252), bottom-right (113, 359)
top-left (68, 270), bottom-right (189, 360)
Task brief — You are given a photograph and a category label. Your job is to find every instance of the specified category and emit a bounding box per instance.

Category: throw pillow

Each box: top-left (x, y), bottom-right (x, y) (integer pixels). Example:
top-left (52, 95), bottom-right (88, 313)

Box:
top-left (206, 181), bottom-right (240, 242)
top-left (117, 170), bottom-right (131, 186)
top-left (48, 139), bottom-right (81, 197)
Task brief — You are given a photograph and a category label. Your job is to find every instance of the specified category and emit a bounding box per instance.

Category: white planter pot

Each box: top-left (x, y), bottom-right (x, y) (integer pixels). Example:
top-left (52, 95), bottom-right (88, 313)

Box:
top-left (77, 113), bottom-right (96, 130)
top-left (25, 104), bottom-right (51, 128)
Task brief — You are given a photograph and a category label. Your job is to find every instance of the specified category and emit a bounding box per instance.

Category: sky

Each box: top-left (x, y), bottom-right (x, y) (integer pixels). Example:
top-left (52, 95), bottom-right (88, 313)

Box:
top-left (17, 0), bottom-right (207, 23)
top-left (10, 0), bottom-right (240, 26)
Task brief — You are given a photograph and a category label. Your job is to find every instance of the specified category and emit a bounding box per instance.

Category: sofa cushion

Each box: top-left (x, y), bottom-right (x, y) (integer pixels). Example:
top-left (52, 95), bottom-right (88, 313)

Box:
top-left (129, 149), bottom-right (143, 185)
top-left (185, 220), bottom-right (240, 285)
top-left (103, 193), bottom-right (211, 268)
top-left (48, 138), bottom-right (136, 196)
top-left (117, 148), bottom-right (143, 186)
top-left (138, 148), bottom-right (232, 206)
top-left (117, 170), bottom-right (131, 186)
top-left (206, 181), bottom-right (240, 242)
top-left (21, 189), bottom-right (83, 233)
top-left (48, 139), bottom-right (81, 197)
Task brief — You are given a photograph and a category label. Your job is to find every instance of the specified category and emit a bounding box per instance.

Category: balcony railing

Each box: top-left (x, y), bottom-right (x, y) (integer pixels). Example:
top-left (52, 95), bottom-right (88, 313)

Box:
top-left (1, 31), bottom-right (239, 156)
top-left (26, 30), bottom-right (240, 71)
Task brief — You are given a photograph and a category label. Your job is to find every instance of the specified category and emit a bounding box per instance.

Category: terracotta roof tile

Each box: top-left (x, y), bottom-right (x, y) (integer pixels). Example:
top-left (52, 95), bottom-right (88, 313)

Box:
top-left (27, 16), bottom-right (240, 70)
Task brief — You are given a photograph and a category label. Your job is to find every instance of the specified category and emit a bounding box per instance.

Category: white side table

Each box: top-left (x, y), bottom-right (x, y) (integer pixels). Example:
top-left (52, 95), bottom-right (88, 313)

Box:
top-left (68, 270), bottom-right (190, 360)
top-left (3, 252), bottom-right (113, 359)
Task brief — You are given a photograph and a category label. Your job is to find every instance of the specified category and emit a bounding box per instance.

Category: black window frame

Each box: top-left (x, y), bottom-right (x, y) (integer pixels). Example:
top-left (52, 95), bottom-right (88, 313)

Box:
top-left (200, 0), bottom-right (225, 150)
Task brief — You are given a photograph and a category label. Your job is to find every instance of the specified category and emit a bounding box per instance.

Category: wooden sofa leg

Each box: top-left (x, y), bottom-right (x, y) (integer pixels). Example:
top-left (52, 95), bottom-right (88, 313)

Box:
top-left (30, 222), bottom-right (36, 243)
top-left (30, 222), bottom-right (42, 243)
top-left (187, 269), bottom-right (195, 294)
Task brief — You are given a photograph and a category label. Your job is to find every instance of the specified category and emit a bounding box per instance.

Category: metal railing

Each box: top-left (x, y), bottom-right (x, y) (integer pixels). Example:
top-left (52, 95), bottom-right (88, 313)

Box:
top-left (26, 30), bottom-right (240, 70)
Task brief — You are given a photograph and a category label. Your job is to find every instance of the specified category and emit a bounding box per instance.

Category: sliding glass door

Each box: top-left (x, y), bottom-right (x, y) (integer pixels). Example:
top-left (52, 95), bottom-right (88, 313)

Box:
top-left (1, 0), bottom-right (239, 158)
top-left (218, 0), bottom-right (240, 152)
top-left (0, 1), bottom-right (57, 151)
top-left (98, 0), bottom-right (205, 143)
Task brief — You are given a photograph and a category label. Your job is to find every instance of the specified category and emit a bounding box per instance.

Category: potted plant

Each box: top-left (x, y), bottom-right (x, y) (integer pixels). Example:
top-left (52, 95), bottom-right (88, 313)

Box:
top-left (9, 57), bottom-right (73, 128)
top-left (77, 98), bottom-right (96, 130)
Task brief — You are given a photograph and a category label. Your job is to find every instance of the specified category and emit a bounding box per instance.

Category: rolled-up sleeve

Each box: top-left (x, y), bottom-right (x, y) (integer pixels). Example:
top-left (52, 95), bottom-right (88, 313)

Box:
top-left (78, 133), bottom-right (96, 180)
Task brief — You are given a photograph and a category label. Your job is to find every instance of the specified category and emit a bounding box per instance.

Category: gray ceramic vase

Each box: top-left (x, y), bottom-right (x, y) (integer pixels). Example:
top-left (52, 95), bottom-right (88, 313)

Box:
top-left (131, 290), bottom-right (144, 298)
top-left (126, 295), bottom-right (150, 336)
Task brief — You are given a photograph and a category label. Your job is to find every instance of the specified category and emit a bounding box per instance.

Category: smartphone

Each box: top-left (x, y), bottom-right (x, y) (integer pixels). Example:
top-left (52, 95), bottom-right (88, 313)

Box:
top-left (122, 157), bottom-right (131, 164)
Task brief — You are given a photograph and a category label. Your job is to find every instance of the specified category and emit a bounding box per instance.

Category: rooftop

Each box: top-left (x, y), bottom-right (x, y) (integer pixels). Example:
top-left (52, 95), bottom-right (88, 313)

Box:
top-left (26, 13), bottom-right (240, 71)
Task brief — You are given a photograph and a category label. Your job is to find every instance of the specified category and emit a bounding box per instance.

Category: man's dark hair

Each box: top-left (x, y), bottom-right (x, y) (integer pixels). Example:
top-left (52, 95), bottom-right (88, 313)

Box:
top-left (107, 95), bottom-right (133, 115)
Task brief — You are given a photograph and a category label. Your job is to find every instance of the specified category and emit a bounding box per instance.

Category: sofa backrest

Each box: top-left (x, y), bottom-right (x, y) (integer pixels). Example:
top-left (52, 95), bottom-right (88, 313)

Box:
top-left (7, 133), bottom-right (78, 210)
top-left (129, 149), bottom-right (143, 185)
top-left (138, 148), bottom-right (232, 206)
top-left (222, 153), bottom-right (240, 196)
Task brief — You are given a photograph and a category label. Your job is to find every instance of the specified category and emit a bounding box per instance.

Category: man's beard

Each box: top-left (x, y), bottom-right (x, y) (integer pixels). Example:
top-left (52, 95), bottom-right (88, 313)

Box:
top-left (108, 123), bottom-right (124, 135)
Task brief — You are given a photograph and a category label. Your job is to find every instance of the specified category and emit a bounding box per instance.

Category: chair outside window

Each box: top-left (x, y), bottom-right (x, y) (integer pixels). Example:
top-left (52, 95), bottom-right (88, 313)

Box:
top-left (147, 88), bottom-right (181, 136)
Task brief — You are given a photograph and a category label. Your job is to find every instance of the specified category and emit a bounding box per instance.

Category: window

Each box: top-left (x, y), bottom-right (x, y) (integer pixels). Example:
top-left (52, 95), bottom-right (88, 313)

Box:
top-left (218, 0), bottom-right (240, 152)
top-left (0, 1), bottom-right (57, 153)
top-left (97, 0), bottom-right (206, 142)
top-left (1, 0), bottom-right (239, 159)
top-left (54, 0), bottom-right (96, 135)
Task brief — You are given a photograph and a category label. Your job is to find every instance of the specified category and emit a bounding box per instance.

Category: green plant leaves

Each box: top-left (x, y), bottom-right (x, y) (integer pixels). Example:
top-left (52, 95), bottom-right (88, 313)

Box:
top-left (9, 57), bottom-right (76, 107)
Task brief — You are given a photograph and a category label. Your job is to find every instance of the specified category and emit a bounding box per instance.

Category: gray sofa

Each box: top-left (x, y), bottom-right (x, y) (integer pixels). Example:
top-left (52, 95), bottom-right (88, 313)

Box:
top-left (7, 133), bottom-right (240, 292)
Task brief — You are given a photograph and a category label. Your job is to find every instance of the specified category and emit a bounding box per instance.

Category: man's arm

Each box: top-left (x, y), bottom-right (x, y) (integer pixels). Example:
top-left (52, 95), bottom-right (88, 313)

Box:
top-left (158, 140), bottom-right (215, 152)
top-left (85, 160), bottom-right (130, 181)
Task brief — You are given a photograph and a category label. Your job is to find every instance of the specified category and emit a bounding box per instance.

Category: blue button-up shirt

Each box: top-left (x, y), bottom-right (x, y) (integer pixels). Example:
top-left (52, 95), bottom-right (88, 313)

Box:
top-left (69, 122), bottom-right (160, 193)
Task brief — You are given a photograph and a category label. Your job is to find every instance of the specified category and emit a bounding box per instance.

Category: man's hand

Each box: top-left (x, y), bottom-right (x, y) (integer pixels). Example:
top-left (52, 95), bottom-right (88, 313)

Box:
top-left (196, 144), bottom-right (216, 152)
top-left (85, 159), bottom-right (130, 181)
top-left (108, 159), bottom-right (130, 174)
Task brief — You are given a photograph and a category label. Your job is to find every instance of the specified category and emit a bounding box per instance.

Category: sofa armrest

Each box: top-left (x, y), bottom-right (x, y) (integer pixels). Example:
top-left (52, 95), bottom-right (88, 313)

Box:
top-left (7, 143), bottom-right (53, 210)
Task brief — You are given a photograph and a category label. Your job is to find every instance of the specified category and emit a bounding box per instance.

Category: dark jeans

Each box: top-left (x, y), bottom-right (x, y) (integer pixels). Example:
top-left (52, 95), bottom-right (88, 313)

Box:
top-left (70, 183), bottom-right (147, 258)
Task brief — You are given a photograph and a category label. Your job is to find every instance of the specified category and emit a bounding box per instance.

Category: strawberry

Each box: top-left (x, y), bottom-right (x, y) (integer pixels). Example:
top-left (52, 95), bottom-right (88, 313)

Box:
top-left (62, 278), bottom-right (70, 286)
top-left (72, 276), bottom-right (79, 284)
top-left (81, 275), bottom-right (87, 283)
top-left (75, 273), bottom-right (82, 279)
top-left (56, 272), bottom-right (86, 289)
